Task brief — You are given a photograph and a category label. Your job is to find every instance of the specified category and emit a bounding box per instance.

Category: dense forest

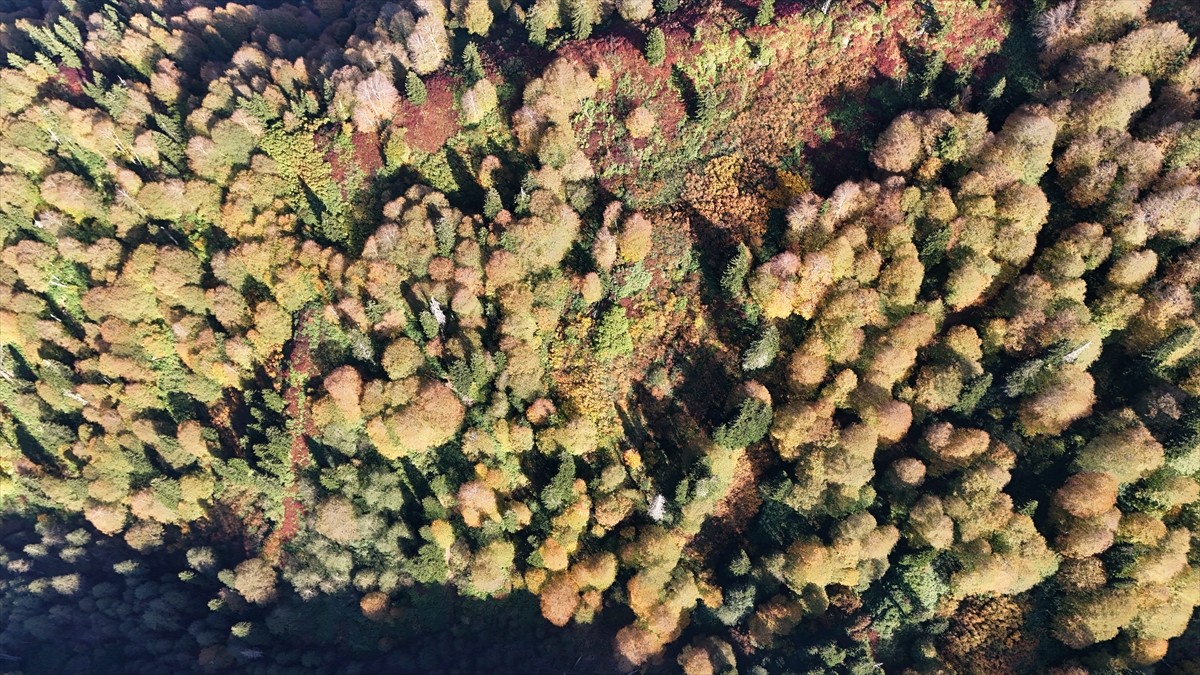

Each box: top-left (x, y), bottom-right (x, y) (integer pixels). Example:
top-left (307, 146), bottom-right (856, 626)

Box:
top-left (0, 0), bottom-right (1198, 672)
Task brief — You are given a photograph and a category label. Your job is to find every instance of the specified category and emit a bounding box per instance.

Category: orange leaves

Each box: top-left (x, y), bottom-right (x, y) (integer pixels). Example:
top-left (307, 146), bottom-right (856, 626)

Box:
top-left (538, 573), bottom-right (580, 627)
top-left (1055, 472), bottom-right (1119, 519)
top-left (1017, 367), bottom-right (1096, 437)
top-left (683, 154), bottom-right (771, 250)
top-left (456, 480), bottom-right (499, 528)
top-left (322, 365), bottom-right (363, 423)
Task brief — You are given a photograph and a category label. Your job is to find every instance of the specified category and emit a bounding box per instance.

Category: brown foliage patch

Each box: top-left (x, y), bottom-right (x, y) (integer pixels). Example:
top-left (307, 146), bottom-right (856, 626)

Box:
top-left (263, 310), bottom-right (318, 559)
top-left (395, 73), bottom-right (460, 153)
top-left (940, 595), bottom-right (1041, 674)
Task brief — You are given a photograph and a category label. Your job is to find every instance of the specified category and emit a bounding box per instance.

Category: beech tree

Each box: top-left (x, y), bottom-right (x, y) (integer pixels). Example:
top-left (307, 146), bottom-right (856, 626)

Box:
top-left (353, 71), bottom-right (400, 132)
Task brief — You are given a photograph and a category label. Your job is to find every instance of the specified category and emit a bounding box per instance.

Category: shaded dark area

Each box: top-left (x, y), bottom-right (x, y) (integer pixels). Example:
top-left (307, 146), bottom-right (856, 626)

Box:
top-left (0, 513), bottom-right (619, 675)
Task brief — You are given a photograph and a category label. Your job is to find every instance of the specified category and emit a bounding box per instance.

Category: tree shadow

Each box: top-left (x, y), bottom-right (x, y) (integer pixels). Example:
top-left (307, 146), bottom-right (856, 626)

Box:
top-left (2, 511), bottom-right (627, 674)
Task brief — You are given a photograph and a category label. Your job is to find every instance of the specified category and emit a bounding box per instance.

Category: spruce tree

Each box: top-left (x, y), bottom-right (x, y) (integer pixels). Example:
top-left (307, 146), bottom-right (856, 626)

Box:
top-left (461, 42), bottom-right (485, 83)
top-left (483, 187), bottom-right (503, 219)
top-left (569, 0), bottom-right (594, 40)
top-left (754, 0), bottom-right (774, 26)
top-left (645, 27), bottom-right (666, 66)
top-left (404, 71), bottom-right (427, 105)
top-left (526, 11), bottom-right (547, 46)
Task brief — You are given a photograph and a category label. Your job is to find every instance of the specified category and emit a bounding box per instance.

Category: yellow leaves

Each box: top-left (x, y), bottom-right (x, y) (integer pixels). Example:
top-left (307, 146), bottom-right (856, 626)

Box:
top-left (524, 58), bottom-right (597, 111)
top-left (1072, 420), bottom-right (1164, 485)
top-left (771, 400), bottom-right (835, 458)
top-left (622, 449), bottom-right (643, 472)
top-left (748, 594), bottom-right (804, 649)
top-left (571, 552), bottom-right (617, 592)
top-left (468, 540), bottom-right (514, 596)
top-left (580, 272), bottom-right (603, 304)
top-left (41, 171), bottom-right (105, 223)
top-left (246, 300), bottom-right (292, 359)
top-left (684, 154), bottom-right (771, 248)
top-left (617, 212), bottom-right (653, 264)
top-left (492, 418), bottom-right (534, 455)
top-left (367, 380), bottom-right (464, 459)
top-left (460, 79), bottom-right (498, 126)
top-left (552, 491), bottom-right (592, 549)
top-left (178, 473), bottom-right (215, 521)
top-left (506, 210), bottom-right (580, 273)
top-left (272, 263), bottom-right (325, 313)
top-left (429, 519), bottom-right (455, 551)
top-left (381, 338), bottom-right (423, 381)
top-left (767, 169), bottom-right (810, 208)
top-left (1, 240), bottom-right (58, 294)
top-left (1112, 22), bottom-right (1194, 80)
top-left (543, 417), bottom-right (599, 456)
top-left (593, 490), bottom-right (635, 529)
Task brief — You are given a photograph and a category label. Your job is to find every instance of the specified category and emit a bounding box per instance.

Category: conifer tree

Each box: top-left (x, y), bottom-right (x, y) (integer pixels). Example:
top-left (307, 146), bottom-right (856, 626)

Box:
top-left (645, 27), bottom-right (666, 66)
top-left (569, 0), bottom-right (595, 40)
top-left (483, 187), bottom-right (503, 219)
top-left (461, 42), bottom-right (485, 83)
top-left (755, 0), bottom-right (774, 26)
top-left (405, 71), bottom-right (428, 105)
top-left (527, 11), bottom-right (547, 46)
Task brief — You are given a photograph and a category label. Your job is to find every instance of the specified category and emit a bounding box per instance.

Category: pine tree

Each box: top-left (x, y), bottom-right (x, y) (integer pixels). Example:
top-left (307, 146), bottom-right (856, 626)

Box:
top-left (694, 87), bottom-right (718, 122)
top-left (405, 71), bottom-right (427, 105)
top-left (645, 27), bottom-right (666, 66)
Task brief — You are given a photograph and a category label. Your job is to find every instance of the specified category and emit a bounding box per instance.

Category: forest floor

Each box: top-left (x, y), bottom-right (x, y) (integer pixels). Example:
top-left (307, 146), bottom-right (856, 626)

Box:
top-left (263, 311), bottom-right (318, 562)
top-left (552, 0), bottom-right (1018, 211)
top-left (688, 447), bottom-right (761, 558)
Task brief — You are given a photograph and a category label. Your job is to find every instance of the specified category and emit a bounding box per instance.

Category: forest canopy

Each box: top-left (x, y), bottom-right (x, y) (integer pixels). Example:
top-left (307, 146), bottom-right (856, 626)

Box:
top-left (0, 0), bottom-right (1199, 673)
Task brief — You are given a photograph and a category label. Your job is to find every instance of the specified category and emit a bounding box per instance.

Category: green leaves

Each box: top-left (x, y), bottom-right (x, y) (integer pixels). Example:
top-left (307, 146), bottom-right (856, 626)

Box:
top-left (540, 456), bottom-right (576, 511)
top-left (461, 42), bottom-right (485, 84)
top-left (721, 243), bottom-right (752, 299)
top-left (713, 397), bottom-right (772, 449)
top-left (645, 28), bottom-right (666, 66)
top-left (405, 71), bottom-right (428, 105)
top-left (594, 306), bottom-right (634, 360)
top-left (754, 0), bottom-right (774, 26)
